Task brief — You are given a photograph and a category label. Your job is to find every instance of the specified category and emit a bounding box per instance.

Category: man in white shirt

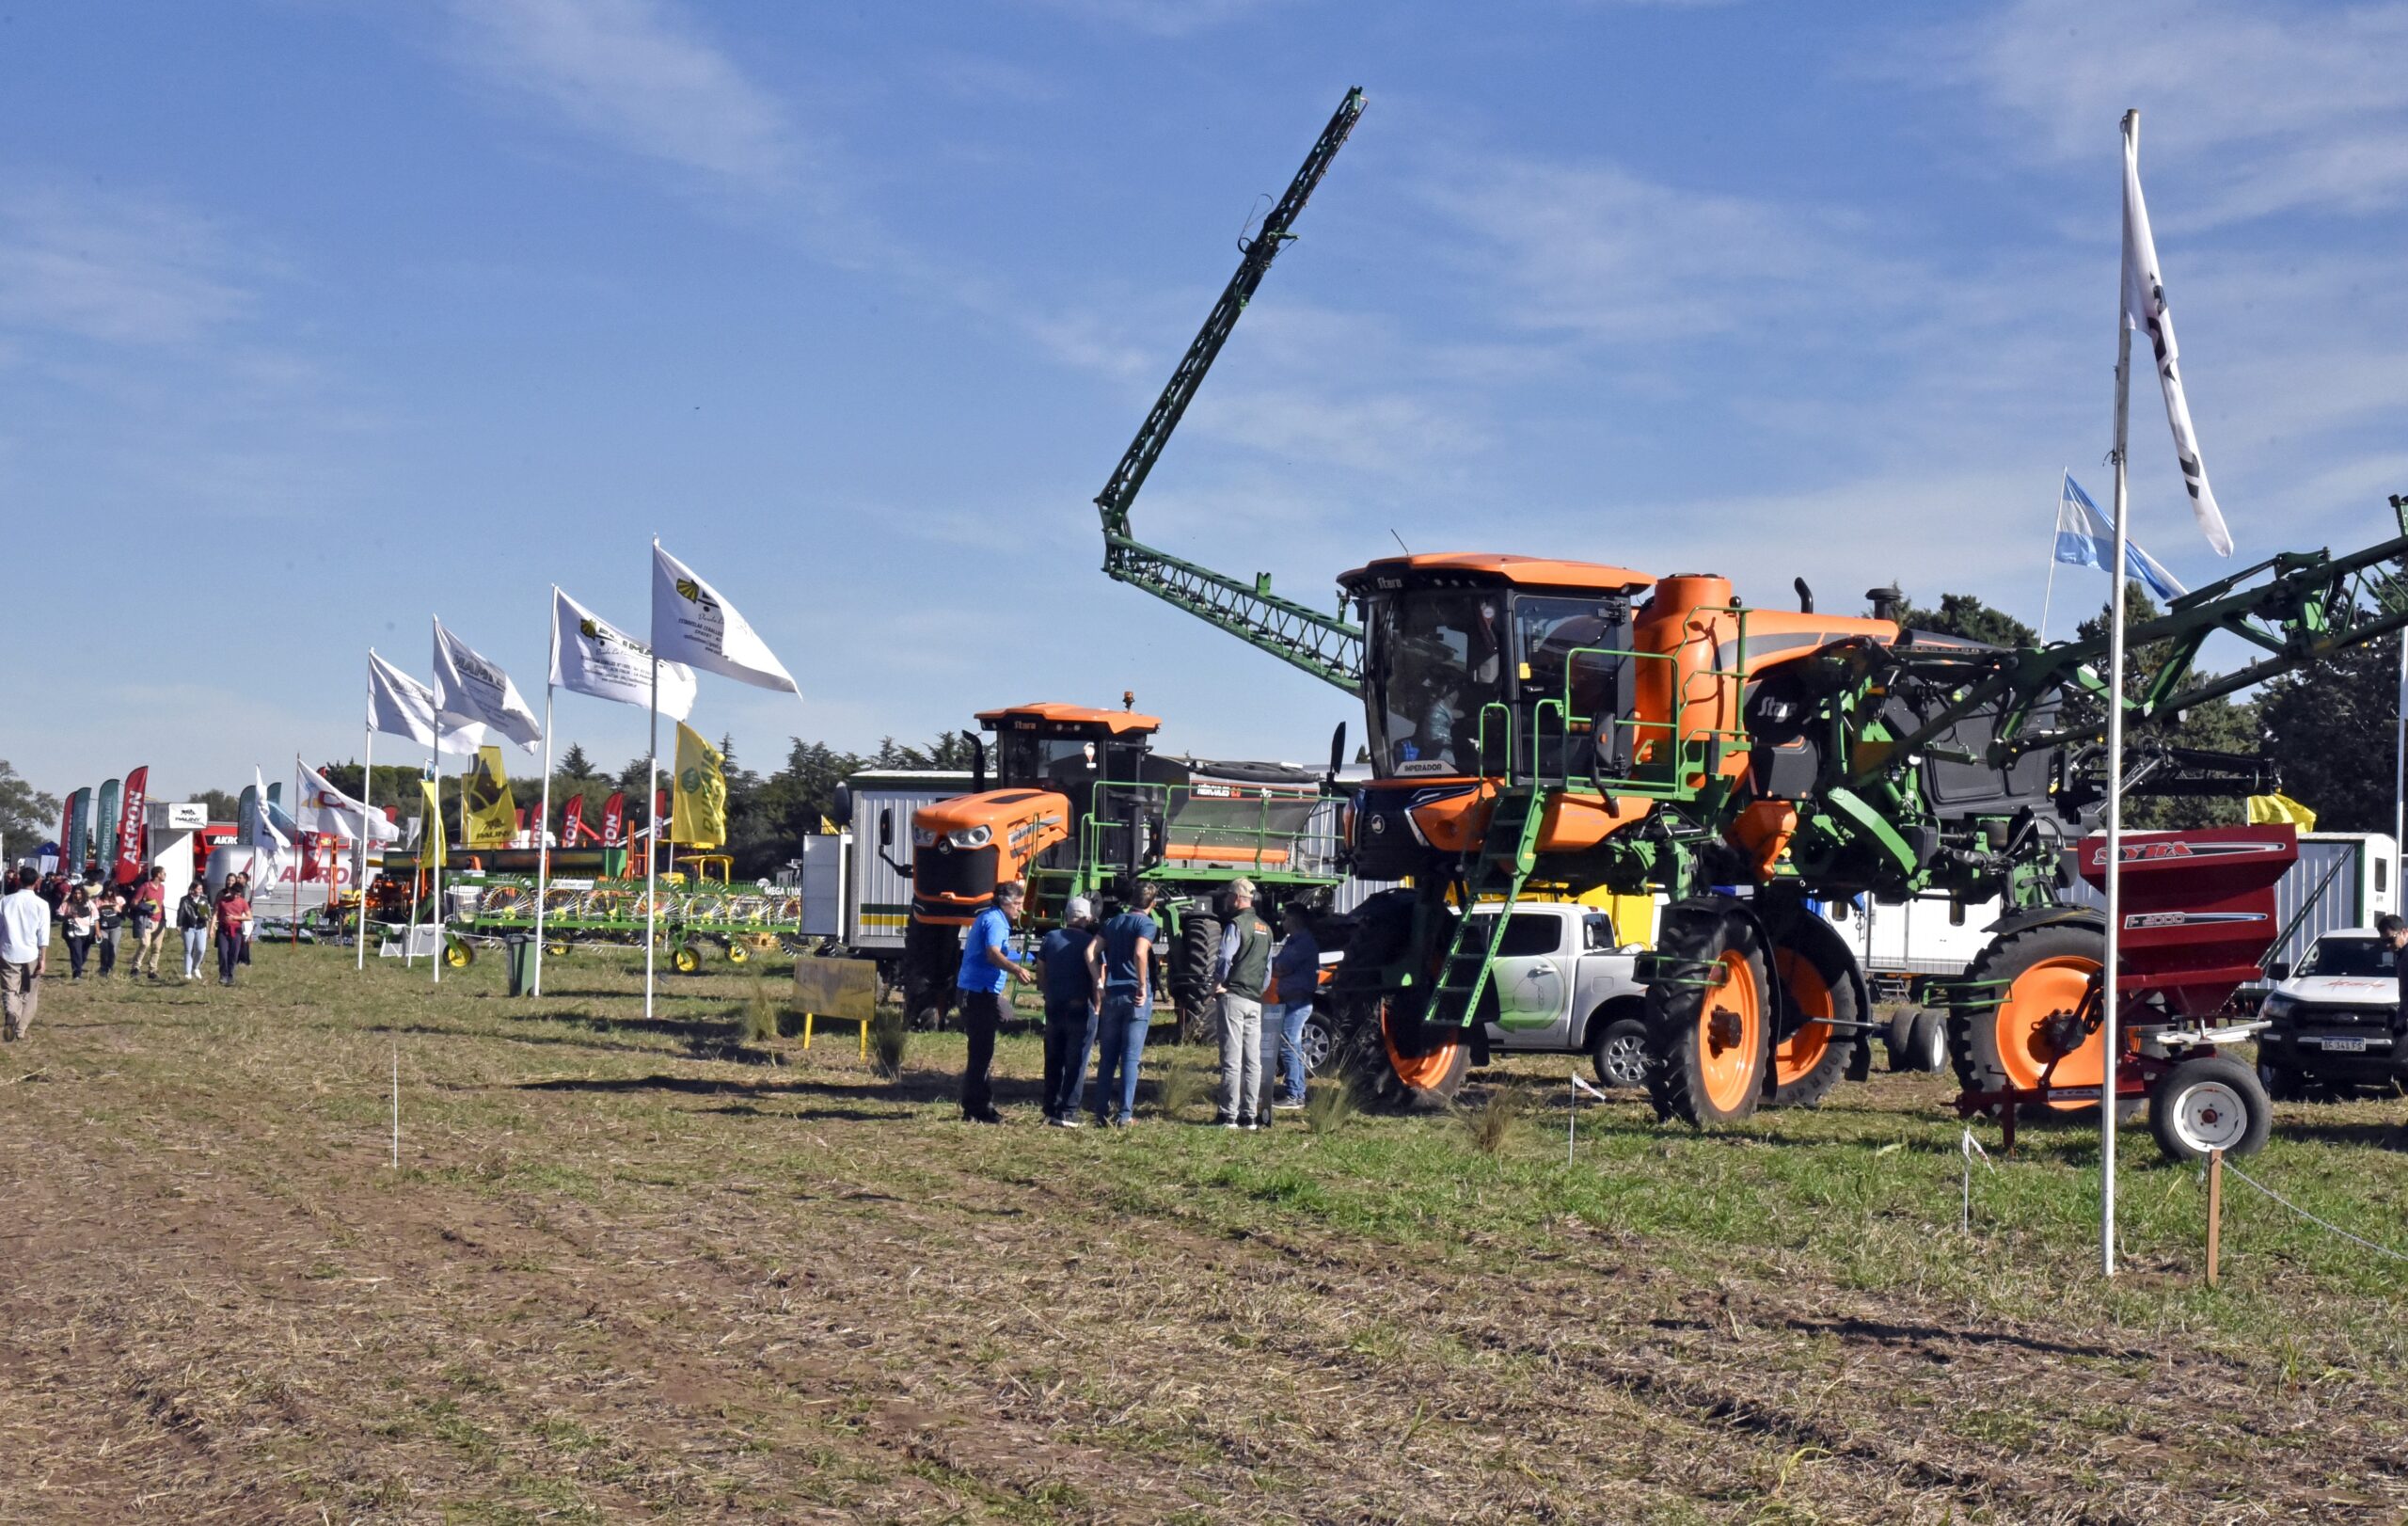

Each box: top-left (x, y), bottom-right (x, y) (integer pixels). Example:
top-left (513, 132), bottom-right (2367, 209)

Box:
top-left (1, 866), bottom-right (53, 1041)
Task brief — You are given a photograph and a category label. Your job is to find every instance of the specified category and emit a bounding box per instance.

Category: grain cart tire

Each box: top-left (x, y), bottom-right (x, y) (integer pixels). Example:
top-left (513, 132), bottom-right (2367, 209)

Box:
top-left (2149, 1056), bottom-right (2272, 1163)
top-left (1589, 1013), bottom-right (1651, 1090)
top-left (901, 919), bottom-right (959, 1031)
top-left (1174, 913), bottom-right (1223, 1044)
top-left (1767, 919), bottom-right (1859, 1109)
top-left (1909, 1009), bottom-right (1947, 1073)
top-left (1883, 1008), bottom-right (1924, 1072)
top-left (1646, 903), bottom-right (1773, 1127)
top-left (1948, 921), bottom-right (2127, 1113)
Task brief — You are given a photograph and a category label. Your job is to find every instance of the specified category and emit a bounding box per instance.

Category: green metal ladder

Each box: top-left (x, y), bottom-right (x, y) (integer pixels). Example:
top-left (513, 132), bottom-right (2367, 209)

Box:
top-left (1422, 786), bottom-right (1547, 1027)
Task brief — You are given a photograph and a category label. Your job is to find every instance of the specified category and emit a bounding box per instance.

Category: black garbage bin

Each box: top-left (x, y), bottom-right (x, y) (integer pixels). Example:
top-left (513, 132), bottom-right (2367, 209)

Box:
top-left (504, 933), bottom-right (537, 997)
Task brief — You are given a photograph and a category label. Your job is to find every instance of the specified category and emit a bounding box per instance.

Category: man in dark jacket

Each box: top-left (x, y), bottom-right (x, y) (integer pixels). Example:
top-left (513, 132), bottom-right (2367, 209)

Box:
top-left (1211, 878), bottom-right (1273, 1130)
top-left (1037, 897), bottom-right (1103, 1127)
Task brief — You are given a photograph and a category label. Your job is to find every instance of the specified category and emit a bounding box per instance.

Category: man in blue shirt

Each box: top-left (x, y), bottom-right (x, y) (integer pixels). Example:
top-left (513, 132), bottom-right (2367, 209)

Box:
top-left (955, 879), bottom-right (1034, 1123)
top-left (1263, 903), bottom-right (1321, 1110)
top-left (1037, 897), bottom-right (1104, 1127)
top-left (1090, 882), bottom-right (1160, 1127)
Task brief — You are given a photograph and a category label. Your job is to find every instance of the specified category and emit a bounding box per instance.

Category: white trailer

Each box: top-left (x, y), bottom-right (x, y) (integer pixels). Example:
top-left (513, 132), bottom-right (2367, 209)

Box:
top-left (1821, 830), bottom-right (2399, 1003)
top-left (808, 770), bottom-right (974, 964)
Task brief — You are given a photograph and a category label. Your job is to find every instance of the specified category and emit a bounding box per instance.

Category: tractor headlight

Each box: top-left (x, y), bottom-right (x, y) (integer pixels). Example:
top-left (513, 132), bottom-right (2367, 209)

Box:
top-left (911, 827), bottom-right (938, 849)
top-left (947, 825), bottom-right (993, 850)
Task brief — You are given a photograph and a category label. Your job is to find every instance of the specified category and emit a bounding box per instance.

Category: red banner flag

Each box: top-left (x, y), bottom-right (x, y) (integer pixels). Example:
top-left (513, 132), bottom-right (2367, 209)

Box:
top-left (112, 766), bottom-right (150, 885)
top-left (601, 791), bottom-right (625, 847)
top-left (562, 794), bottom-right (587, 846)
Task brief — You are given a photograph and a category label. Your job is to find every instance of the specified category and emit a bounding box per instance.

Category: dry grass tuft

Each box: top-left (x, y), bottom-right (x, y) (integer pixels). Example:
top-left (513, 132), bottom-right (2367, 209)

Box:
top-left (1155, 1055), bottom-right (1214, 1120)
top-left (1304, 1077), bottom-right (1358, 1135)
top-left (869, 1004), bottom-right (909, 1079)
top-left (1459, 1084), bottom-right (1526, 1155)
top-left (737, 979), bottom-right (782, 1044)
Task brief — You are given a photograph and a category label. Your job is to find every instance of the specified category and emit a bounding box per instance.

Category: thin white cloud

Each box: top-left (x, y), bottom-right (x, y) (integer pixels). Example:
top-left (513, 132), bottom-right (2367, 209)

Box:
top-left (0, 184), bottom-right (252, 345)
top-left (445, 0), bottom-right (797, 189)
top-left (1021, 0), bottom-right (1298, 38)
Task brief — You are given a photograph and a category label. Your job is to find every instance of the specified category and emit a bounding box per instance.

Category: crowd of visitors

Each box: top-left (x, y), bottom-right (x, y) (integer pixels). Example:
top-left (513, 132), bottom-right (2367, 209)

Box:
top-left (0, 864), bottom-right (265, 1043)
top-left (955, 876), bottom-right (1319, 1129)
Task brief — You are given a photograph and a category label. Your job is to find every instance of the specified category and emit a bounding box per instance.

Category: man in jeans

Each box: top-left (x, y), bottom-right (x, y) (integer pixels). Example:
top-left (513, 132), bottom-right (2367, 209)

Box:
top-left (1091, 883), bottom-right (1160, 1127)
top-left (1262, 903), bottom-right (1321, 1111)
top-left (954, 879), bottom-right (1034, 1123)
top-left (1037, 897), bottom-right (1103, 1127)
top-left (1211, 878), bottom-right (1273, 1130)
top-left (1, 867), bottom-right (52, 1041)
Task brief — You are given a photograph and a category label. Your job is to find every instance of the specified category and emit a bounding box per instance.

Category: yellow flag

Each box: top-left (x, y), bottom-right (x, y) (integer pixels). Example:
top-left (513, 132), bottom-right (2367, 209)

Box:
top-left (464, 745), bottom-right (517, 849)
top-left (673, 723), bottom-right (726, 849)
top-left (419, 778), bottom-right (445, 867)
top-left (2245, 793), bottom-right (2317, 831)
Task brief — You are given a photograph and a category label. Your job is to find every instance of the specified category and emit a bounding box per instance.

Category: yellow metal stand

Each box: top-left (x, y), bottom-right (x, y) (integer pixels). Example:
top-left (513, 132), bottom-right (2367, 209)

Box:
top-left (801, 1009), bottom-right (869, 1059)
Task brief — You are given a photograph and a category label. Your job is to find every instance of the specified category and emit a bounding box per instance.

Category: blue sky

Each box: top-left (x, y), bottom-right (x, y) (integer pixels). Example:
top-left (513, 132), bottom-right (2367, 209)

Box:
top-left (7, 0), bottom-right (2408, 809)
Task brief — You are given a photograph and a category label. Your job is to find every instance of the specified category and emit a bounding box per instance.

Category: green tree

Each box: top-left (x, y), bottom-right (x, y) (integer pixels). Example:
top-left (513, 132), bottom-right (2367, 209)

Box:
top-left (0, 761), bottom-right (60, 858)
top-left (1893, 593), bottom-right (2037, 648)
top-left (2259, 628), bottom-right (2400, 833)
top-left (192, 788), bottom-right (242, 823)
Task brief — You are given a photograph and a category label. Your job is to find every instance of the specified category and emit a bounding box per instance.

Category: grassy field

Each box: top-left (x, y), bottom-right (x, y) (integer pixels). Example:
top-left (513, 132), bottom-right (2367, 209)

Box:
top-left (4, 942), bottom-right (2407, 1523)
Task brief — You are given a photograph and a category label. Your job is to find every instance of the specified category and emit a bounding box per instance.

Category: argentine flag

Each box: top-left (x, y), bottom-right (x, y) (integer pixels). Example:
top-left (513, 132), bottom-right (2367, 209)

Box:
top-left (2054, 472), bottom-right (2184, 604)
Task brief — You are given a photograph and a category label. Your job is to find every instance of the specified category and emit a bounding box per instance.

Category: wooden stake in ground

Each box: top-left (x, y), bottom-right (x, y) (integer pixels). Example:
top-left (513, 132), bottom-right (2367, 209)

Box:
top-left (2207, 1148), bottom-right (2224, 1286)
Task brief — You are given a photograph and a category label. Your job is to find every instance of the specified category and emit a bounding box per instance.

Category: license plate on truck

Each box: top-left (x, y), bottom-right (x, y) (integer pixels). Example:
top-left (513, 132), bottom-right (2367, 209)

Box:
top-left (2317, 1037), bottom-right (2370, 1052)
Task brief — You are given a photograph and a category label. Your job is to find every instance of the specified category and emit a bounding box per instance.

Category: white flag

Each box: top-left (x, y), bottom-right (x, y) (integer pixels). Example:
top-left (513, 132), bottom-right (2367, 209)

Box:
top-left (2122, 124), bottom-right (2232, 558)
top-left (251, 766), bottom-right (292, 856)
top-left (651, 542), bottom-right (800, 695)
top-left (432, 618), bottom-right (544, 751)
top-left (297, 757), bottom-right (400, 845)
top-left (552, 588), bottom-right (698, 720)
top-left (368, 651), bottom-right (484, 755)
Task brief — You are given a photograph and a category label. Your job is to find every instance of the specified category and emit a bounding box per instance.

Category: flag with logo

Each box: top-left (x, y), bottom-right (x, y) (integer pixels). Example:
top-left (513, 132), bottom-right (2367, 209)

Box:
top-left (92, 779), bottom-right (119, 878)
top-left (672, 723), bottom-right (727, 849)
top-left (419, 776), bottom-right (445, 867)
top-left (371, 650), bottom-right (485, 754)
top-left (601, 790), bottom-right (626, 847)
top-left (432, 619), bottom-right (544, 750)
top-left (62, 787), bottom-right (91, 878)
top-left (651, 542), bottom-right (800, 695)
top-left (2054, 473), bottom-right (2185, 603)
top-left (562, 793), bottom-right (587, 847)
top-left (553, 587), bottom-right (697, 719)
top-left (2124, 127), bottom-right (2232, 557)
top-left (299, 758), bottom-right (401, 844)
top-left (463, 746), bottom-right (517, 849)
top-left (112, 766), bottom-right (150, 885)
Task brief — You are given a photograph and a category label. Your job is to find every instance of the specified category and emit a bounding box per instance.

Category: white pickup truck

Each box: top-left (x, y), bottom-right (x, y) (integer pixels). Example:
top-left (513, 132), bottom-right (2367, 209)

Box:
top-left (1299, 902), bottom-right (1652, 1088)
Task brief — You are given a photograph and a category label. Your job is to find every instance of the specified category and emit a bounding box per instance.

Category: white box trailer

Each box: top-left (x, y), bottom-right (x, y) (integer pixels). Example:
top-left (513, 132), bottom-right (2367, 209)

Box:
top-left (808, 770), bottom-right (974, 962)
top-left (1820, 830), bottom-right (2399, 1002)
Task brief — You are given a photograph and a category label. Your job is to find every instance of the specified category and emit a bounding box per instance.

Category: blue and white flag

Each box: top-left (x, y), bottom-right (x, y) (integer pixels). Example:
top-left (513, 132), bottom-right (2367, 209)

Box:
top-left (2055, 472), bottom-right (2185, 604)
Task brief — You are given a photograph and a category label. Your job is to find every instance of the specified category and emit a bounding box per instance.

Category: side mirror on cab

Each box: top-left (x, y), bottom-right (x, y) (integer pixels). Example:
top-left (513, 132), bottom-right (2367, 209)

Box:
top-left (2268, 960), bottom-right (2292, 982)
top-left (879, 808), bottom-right (894, 849)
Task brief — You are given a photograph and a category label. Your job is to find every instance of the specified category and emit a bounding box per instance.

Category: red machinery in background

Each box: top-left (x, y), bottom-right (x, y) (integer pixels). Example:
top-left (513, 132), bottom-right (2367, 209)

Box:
top-left (1956, 824), bottom-right (2295, 1162)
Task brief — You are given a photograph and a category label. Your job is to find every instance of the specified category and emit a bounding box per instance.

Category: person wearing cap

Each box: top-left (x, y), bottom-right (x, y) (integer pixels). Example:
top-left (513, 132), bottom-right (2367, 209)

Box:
top-left (955, 879), bottom-right (1036, 1123)
top-left (1037, 896), bottom-right (1105, 1127)
top-left (1211, 878), bottom-right (1274, 1130)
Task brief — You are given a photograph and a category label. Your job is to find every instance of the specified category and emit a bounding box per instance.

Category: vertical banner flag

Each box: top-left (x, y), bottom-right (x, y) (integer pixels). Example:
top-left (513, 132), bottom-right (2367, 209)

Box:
top-left (2055, 473), bottom-right (2186, 603)
top-left (63, 787), bottom-right (91, 879)
top-left (370, 650), bottom-right (485, 753)
top-left (237, 784), bottom-right (260, 848)
top-left (464, 746), bottom-right (517, 849)
top-left (2123, 129), bottom-right (2232, 556)
top-left (651, 543), bottom-right (800, 694)
top-left (672, 723), bottom-right (728, 849)
top-left (432, 619), bottom-right (545, 750)
top-left (553, 588), bottom-right (698, 718)
top-left (113, 766), bottom-right (150, 884)
top-left (300, 760), bottom-right (401, 844)
top-left (601, 791), bottom-right (626, 847)
top-left (267, 782), bottom-right (283, 810)
top-left (563, 794), bottom-right (588, 847)
top-left (93, 779), bottom-right (120, 879)
top-left (419, 778), bottom-right (445, 867)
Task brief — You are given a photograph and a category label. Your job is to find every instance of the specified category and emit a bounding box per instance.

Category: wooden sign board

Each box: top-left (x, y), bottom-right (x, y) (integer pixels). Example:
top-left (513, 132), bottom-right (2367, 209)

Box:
top-left (793, 956), bottom-right (879, 1023)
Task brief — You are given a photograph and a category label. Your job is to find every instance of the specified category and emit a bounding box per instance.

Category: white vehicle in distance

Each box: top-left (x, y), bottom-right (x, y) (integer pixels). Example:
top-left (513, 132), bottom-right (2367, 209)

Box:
top-left (2255, 930), bottom-right (2405, 1099)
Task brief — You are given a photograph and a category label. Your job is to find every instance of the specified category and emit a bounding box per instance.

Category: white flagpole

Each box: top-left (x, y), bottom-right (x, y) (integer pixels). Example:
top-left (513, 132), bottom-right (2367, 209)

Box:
top-left (2039, 473), bottom-right (2066, 644)
top-left (2101, 108), bottom-right (2140, 1279)
top-left (532, 588), bottom-right (559, 998)
top-left (357, 713), bottom-right (373, 971)
top-left (2393, 634), bottom-right (2405, 856)
top-left (405, 746), bottom-right (426, 970)
top-left (644, 649), bottom-right (660, 1020)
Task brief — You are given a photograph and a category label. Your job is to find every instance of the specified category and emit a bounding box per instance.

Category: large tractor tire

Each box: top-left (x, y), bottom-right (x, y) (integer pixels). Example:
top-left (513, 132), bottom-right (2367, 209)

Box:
top-left (1172, 912), bottom-right (1223, 1043)
top-left (1328, 890), bottom-right (1469, 1111)
top-left (901, 919), bottom-right (960, 1032)
top-left (1766, 918), bottom-right (1861, 1110)
top-left (1646, 903), bottom-right (1774, 1127)
top-left (1947, 920), bottom-right (2128, 1112)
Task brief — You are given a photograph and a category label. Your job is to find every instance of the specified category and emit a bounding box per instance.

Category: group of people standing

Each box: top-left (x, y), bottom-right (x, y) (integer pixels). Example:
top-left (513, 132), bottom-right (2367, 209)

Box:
top-left (0, 866), bottom-right (262, 1044)
top-left (953, 876), bottom-right (1320, 1129)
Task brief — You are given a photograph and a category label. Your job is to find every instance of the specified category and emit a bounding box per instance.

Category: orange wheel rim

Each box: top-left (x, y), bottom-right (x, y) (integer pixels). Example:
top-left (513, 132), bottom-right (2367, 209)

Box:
top-left (1697, 949), bottom-right (1763, 1112)
top-left (1383, 1003), bottom-right (1464, 1091)
top-left (1994, 954), bottom-right (2114, 1099)
top-left (1770, 948), bottom-right (1832, 1086)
